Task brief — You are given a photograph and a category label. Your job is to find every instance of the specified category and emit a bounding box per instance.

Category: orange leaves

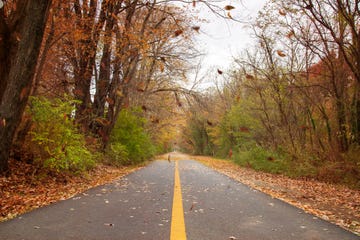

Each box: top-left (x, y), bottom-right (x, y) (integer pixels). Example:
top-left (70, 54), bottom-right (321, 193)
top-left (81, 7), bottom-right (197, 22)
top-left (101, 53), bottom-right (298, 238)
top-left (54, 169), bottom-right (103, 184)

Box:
top-left (245, 74), bottom-right (254, 80)
top-left (0, 118), bottom-right (6, 128)
top-left (304, 3), bottom-right (313, 10)
top-left (286, 30), bottom-right (295, 39)
top-left (276, 50), bottom-right (286, 57)
top-left (73, 89), bottom-right (85, 97)
top-left (0, 155), bottom-right (139, 222)
top-left (224, 5), bottom-right (235, 19)
top-left (224, 5), bottom-right (235, 11)
top-left (278, 9), bottom-right (286, 16)
top-left (106, 97), bottom-right (115, 105)
top-left (160, 62), bottom-right (165, 72)
top-left (191, 26), bottom-right (200, 32)
top-left (20, 87), bottom-right (30, 101)
top-left (94, 117), bottom-right (110, 126)
top-left (136, 82), bottom-right (145, 92)
top-left (193, 155), bottom-right (360, 236)
top-left (239, 126), bottom-right (250, 132)
top-left (174, 29), bottom-right (183, 37)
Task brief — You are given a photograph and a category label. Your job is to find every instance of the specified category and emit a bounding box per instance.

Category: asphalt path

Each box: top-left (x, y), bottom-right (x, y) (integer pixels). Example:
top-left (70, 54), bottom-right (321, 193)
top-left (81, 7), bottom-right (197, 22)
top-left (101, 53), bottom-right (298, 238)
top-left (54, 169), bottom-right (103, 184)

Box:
top-left (0, 159), bottom-right (359, 240)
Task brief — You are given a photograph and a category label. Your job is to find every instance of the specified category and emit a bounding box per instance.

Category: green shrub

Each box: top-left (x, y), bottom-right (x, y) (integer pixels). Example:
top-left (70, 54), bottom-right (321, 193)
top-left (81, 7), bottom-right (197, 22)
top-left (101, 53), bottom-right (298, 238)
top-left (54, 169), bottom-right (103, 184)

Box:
top-left (108, 108), bottom-right (156, 165)
top-left (233, 145), bottom-right (289, 174)
top-left (105, 142), bottom-right (129, 166)
top-left (29, 96), bottom-right (95, 173)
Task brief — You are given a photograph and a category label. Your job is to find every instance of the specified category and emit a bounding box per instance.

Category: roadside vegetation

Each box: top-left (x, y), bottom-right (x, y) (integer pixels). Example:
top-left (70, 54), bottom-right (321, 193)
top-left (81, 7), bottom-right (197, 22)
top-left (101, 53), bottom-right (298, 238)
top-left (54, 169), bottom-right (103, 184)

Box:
top-left (179, 0), bottom-right (360, 189)
top-left (0, 0), bottom-right (359, 225)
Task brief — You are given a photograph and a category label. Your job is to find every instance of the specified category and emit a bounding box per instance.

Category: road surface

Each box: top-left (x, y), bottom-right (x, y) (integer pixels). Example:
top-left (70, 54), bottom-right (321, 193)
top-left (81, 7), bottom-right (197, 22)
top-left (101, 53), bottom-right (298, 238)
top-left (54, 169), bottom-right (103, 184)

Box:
top-left (0, 158), bottom-right (359, 239)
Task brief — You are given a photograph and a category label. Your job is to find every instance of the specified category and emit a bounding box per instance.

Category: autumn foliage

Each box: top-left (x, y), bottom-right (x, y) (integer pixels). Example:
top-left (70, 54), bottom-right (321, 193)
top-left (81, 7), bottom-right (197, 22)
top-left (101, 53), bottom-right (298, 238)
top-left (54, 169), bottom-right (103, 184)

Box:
top-left (180, 0), bottom-right (360, 188)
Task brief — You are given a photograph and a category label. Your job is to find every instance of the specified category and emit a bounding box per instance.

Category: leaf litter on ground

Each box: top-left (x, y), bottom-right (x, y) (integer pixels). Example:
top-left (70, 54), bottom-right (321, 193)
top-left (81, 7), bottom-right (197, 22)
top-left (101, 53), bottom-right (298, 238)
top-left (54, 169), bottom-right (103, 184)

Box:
top-left (158, 152), bottom-right (360, 236)
top-left (191, 155), bottom-right (360, 236)
top-left (0, 158), bottom-right (141, 222)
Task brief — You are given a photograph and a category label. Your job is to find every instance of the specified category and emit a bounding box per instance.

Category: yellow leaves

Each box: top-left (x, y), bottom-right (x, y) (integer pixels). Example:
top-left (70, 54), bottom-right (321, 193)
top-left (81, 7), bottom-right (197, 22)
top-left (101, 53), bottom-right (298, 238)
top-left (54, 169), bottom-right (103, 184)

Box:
top-left (276, 50), bottom-right (286, 57)
top-left (116, 89), bottom-right (123, 97)
top-left (224, 5), bottom-right (235, 11)
top-left (174, 92), bottom-right (182, 107)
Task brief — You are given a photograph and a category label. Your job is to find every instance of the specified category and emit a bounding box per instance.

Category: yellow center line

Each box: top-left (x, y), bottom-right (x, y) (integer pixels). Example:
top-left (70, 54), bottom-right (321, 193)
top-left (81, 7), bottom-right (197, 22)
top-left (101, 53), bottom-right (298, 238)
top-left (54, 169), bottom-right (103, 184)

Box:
top-left (170, 160), bottom-right (187, 240)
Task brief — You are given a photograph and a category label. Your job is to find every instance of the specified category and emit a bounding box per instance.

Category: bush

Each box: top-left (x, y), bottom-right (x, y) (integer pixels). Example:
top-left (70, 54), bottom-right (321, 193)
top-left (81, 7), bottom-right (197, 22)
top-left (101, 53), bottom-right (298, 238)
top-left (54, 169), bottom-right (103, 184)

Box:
top-left (107, 108), bottom-right (156, 165)
top-left (105, 142), bottom-right (129, 166)
top-left (28, 96), bottom-right (95, 173)
top-left (233, 145), bottom-right (289, 174)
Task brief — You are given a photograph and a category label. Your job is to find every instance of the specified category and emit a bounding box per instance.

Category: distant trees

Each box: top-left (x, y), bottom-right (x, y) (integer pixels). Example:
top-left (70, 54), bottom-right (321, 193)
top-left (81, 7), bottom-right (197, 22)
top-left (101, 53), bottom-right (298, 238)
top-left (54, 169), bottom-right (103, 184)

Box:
top-left (181, 0), bottom-right (360, 185)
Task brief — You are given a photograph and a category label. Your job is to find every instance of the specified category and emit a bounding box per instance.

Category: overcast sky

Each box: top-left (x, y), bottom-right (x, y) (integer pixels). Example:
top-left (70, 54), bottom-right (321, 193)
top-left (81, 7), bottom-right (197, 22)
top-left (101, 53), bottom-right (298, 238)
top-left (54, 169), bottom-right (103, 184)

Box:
top-left (191, 0), bottom-right (267, 73)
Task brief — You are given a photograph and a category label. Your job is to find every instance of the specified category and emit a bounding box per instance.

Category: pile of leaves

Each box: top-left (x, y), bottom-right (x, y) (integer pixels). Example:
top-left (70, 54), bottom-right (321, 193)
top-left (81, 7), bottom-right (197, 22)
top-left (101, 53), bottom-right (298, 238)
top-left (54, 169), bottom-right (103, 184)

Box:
top-left (0, 159), bottom-right (140, 222)
top-left (192, 155), bottom-right (360, 236)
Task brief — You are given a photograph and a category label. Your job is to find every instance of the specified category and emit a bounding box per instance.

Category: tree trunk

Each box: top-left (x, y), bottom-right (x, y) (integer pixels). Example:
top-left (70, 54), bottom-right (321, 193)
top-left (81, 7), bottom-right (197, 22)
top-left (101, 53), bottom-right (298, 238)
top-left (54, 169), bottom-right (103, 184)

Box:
top-left (0, 0), bottom-right (52, 174)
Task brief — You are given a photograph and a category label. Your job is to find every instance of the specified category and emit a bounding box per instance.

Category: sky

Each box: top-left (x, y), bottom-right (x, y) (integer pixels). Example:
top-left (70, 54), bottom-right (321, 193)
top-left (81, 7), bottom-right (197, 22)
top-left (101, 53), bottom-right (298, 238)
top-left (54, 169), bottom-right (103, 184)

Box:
top-left (188, 0), bottom-right (267, 83)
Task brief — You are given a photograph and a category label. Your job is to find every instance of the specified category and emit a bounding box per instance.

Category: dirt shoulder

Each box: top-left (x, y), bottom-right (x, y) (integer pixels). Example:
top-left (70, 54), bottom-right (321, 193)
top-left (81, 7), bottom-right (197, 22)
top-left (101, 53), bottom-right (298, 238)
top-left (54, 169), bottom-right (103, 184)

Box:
top-left (189, 155), bottom-right (360, 236)
top-left (0, 159), bottom-right (141, 222)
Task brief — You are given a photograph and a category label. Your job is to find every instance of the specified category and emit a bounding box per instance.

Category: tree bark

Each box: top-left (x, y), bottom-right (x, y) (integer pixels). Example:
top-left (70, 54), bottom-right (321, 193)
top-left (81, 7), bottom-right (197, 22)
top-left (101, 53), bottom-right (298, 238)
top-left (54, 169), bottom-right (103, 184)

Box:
top-left (0, 0), bottom-right (52, 174)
